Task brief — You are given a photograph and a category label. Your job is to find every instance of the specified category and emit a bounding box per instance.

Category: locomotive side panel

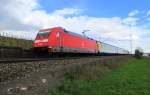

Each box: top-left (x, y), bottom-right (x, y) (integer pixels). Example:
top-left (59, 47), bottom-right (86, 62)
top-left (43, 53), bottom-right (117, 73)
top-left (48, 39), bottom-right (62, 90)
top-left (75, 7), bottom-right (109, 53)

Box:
top-left (61, 31), bottom-right (97, 53)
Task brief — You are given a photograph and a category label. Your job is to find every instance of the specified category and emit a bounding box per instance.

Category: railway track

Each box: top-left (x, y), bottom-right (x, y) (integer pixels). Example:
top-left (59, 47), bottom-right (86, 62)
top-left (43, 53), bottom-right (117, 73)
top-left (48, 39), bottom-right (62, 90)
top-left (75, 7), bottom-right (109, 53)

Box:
top-left (0, 55), bottom-right (129, 63)
top-left (0, 56), bottom-right (91, 63)
top-left (0, 58), bottom-right (48, 63)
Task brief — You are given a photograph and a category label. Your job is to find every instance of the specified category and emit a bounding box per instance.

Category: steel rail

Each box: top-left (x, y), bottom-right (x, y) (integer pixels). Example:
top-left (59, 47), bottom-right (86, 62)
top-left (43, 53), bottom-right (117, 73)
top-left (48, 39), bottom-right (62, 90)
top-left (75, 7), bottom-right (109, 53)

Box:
top-left (0, 57), bottom-right (87, 63)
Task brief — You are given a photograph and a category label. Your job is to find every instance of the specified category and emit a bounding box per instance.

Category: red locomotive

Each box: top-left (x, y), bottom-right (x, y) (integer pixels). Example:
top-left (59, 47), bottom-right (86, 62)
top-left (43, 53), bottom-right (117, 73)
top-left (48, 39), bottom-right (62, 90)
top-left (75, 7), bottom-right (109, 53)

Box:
top-left (33, 27), bottom-right (98, 54)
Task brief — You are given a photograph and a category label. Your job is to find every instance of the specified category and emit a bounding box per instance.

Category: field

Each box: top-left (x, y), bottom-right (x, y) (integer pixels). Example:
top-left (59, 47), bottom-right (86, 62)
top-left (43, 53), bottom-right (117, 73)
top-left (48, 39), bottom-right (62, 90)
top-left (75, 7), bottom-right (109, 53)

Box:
top-left (51, 58), bottom-right (150, 95)
top-left (0, 36), bottom-right (33, 49)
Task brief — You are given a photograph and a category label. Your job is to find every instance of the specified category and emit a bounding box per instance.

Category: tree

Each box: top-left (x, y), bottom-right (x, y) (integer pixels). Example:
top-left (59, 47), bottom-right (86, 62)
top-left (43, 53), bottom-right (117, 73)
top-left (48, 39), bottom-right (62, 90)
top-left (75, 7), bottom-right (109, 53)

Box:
top-left (134, 47), bottom-right (143, 59)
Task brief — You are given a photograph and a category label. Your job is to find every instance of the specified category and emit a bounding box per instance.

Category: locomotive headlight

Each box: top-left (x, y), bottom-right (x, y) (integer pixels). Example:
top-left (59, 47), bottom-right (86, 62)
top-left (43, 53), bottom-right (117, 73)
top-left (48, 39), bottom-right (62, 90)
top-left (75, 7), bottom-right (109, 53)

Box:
top-left (48, 46), bottom-right (52, 48)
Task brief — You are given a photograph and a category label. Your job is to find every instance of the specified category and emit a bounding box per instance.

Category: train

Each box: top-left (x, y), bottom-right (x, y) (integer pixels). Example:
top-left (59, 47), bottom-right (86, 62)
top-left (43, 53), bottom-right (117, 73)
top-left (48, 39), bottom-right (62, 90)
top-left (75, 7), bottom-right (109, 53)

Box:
top-left (33, 27), bottom-right (129, 55)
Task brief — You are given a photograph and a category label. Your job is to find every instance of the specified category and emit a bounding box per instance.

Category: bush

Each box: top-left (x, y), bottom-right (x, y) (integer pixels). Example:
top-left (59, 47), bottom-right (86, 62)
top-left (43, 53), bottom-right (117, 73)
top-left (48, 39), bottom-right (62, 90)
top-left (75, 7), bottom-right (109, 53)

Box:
top-left (0, 36), bottom-right (33, 49)
top-left (134, 49), bottom-right (143, 59)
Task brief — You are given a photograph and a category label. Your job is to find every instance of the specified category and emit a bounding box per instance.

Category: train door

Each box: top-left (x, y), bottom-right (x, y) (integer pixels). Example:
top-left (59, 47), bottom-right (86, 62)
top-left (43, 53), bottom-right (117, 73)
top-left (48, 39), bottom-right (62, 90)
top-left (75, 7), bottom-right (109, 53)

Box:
top-left (96, 41), bottom-right (101, 53)
top-left (56, 31), bottom-right (63, 52)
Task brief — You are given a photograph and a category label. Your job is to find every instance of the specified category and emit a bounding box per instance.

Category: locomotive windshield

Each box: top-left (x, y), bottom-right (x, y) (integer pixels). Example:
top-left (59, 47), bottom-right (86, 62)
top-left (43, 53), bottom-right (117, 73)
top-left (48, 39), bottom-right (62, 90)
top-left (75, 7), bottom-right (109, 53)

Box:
top-left (37, 31), bottom-right (50, 38)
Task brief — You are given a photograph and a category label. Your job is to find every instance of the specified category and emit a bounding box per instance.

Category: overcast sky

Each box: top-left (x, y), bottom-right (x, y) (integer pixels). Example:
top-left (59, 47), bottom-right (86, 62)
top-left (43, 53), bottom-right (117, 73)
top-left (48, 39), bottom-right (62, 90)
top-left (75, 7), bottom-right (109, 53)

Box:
top-left (0, 0), bottom-right (150, 52)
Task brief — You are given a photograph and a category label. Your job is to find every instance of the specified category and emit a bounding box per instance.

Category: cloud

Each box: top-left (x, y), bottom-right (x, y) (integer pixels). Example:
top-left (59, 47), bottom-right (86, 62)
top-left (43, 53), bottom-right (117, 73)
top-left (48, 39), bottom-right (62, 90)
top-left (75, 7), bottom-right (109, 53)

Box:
top-left (52, 8), bottom-right (81, 16)
top-left (0, 0), bottom-right (150, 52)
top-left (147, 10), bottom-right (150, 16)
top-left (123, 17), bottom-right (139, 26)
top-left (128, 10), bottom-right (139, 17)
top-left (0, 0), bottom-right (39, 31)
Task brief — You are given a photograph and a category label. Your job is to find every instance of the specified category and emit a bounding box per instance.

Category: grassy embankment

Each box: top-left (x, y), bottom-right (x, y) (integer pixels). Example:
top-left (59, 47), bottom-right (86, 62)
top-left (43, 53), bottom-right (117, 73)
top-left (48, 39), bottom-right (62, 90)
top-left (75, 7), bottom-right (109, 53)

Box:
top-left (51, 58), bottom-right (150, 95)
top-left (0, 36), bottom-right (33, 49)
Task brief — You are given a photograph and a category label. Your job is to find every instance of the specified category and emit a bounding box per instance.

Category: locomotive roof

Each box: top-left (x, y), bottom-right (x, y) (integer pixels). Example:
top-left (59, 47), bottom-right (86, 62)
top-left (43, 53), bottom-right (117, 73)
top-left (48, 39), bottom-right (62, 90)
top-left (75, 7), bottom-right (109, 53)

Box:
top-left (65, 30), bottom-right (85, 38)
top-left (64, 29), bottom-right (95, 41)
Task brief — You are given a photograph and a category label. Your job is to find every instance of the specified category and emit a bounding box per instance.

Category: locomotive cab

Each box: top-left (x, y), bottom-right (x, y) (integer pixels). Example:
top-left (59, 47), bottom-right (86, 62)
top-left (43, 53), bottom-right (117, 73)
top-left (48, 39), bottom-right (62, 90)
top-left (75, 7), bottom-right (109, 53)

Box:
top-left (33, 29), bottom-right (51, 54)
top-left (33, 27), bottom-right (64, 54)
top-left (34, 30), bottom-right (51, 47)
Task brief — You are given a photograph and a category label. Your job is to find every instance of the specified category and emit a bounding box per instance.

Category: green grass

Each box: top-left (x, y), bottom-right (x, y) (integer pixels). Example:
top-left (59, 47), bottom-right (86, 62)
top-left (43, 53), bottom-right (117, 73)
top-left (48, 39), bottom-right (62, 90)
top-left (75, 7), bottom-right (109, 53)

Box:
top-left (51, 58), bottom-right (150, 95)
top-left (0, 36), bottom-right (33, 49)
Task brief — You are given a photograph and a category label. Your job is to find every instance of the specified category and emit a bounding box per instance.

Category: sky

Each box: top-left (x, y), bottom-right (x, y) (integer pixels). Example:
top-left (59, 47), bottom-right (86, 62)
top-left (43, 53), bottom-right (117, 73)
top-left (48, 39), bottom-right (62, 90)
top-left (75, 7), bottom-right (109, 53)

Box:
top-left (0, 0), bottom-right (150, 53)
